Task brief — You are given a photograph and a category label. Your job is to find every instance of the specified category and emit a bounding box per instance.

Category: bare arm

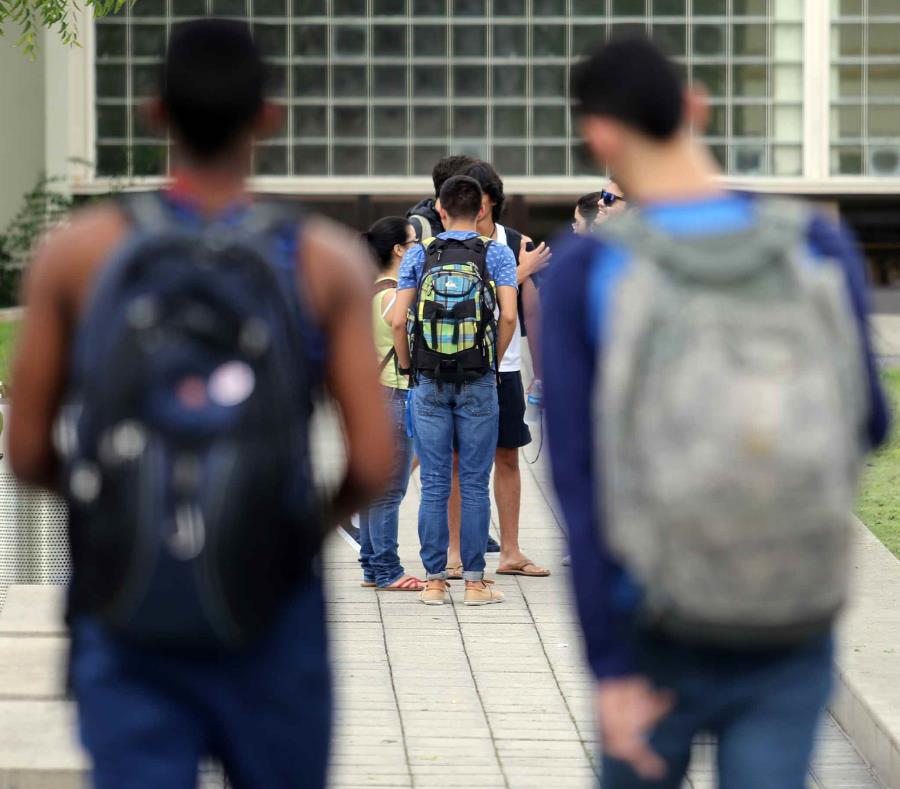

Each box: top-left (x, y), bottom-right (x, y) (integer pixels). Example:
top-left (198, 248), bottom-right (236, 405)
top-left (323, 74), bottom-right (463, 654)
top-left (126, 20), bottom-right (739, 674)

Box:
top-left (391, 288), bottom-right (416, 370)
top-left (8, 238), bottom-right (72, 488)
top-left (7, 206), bottom-right (128, 487)
top-left (495, 285), bottom-right (518, 364)
top-left (301, 218), bottom-right (394, 523)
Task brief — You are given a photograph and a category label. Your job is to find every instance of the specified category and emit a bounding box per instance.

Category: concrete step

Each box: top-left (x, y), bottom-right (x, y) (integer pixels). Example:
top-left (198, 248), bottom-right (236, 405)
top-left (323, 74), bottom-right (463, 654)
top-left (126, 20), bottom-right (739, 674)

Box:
top-left (832, 520), bottom-right (900, 788)
top-left (0, 585), bottom-right (66, 636)
top-left (0, 636), bottom-right (66, 700)
top-left (0, 700), bottom-right (85, 789)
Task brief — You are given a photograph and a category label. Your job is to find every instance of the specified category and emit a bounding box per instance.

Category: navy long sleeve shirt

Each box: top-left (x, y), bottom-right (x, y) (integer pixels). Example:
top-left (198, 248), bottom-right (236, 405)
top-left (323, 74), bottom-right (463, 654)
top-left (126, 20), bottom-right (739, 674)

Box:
top-left (541, 193), bottom-right (890, 681)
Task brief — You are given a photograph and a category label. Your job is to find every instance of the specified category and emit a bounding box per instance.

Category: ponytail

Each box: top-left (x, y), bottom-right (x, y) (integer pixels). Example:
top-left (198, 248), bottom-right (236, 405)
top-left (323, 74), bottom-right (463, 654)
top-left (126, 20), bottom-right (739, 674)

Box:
top-left (363, 216), bottom-right (412, 272)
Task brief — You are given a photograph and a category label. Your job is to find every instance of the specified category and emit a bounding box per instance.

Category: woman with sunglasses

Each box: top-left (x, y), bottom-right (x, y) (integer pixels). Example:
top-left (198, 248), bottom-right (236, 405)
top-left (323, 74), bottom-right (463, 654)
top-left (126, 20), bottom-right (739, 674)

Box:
top-left (572, 181), bottom-right (627, 235)
top-left (357, 217), bottom-right (425, 591)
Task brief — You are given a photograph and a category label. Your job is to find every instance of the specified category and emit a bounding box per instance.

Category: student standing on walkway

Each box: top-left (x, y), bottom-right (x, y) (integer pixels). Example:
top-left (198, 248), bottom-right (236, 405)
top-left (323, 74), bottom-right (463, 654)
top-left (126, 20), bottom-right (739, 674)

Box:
top-left (8, 20), bottom-right (392, 789)
top-left (572, 182), bottom-right (628, 235)
top-left (392, 175), bottom-right (518, 607)
top-left (406, 154), bottom-right (478, 241)
top-left (544, 38), bottom-right (889, 788)
top-left (441, 160), bottom-right (551, 579)
top-left (358, 217), bottom-right (425, 592)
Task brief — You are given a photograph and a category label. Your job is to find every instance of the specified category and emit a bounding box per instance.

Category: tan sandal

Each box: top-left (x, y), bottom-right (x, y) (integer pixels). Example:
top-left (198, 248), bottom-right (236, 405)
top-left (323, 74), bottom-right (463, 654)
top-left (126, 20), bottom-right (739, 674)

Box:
top-left (445, 562), bottom-right (464, 580)
top-left (496, 559), bottom-right (551, 577)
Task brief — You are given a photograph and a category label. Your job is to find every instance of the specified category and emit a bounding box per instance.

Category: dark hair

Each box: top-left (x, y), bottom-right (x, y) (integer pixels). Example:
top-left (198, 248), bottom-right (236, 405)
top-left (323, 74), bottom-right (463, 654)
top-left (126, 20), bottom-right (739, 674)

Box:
top-left (576, 192), bottom-right (604, 225)
top-left (432, 155), bottom-right (478, 197)
top-left (571, 36), bottom-right (684, 141)
top-left (161, 19), bottom-right (266, 159)
top-left (362, 216), bottom-right (412, 272)
top-left (439, 175), bottom-right (483, 222)
top-left (464, 161), bottom-right (505, 223)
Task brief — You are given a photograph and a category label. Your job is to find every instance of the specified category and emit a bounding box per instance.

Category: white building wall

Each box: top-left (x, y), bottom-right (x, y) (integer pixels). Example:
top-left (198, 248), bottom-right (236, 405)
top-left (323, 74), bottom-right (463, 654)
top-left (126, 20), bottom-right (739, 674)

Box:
top-left (0, 34), bottom-right (47, 229)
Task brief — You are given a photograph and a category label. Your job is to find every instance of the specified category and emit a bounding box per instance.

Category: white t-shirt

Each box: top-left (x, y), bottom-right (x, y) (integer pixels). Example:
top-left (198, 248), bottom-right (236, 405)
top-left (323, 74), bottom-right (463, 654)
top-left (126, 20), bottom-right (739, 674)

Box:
top-left (494, 224), bottom-right (522, 373)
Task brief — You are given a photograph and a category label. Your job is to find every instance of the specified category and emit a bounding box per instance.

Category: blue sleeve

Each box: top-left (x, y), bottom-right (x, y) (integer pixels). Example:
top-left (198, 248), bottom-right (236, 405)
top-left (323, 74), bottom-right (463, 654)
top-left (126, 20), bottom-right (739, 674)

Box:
top-left (489, 243), bottom-right (518, 289)
top-left (807, 214), bottom-right (890, 448)
top-left (397, 245), bottom-right (424, 290)
top-left (541, 233), bottom-right (638, 680)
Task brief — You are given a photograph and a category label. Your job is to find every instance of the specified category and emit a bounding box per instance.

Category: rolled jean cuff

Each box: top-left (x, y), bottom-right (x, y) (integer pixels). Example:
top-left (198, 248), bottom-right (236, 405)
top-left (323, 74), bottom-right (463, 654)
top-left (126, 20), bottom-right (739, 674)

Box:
top-left (426, 571), bottom-right (447, 581)
top-left (463, 570), bottom-right (484, 582)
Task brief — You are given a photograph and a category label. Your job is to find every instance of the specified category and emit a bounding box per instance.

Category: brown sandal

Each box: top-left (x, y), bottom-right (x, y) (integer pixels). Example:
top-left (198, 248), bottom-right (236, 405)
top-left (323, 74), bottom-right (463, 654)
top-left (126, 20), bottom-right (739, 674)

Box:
top-left (496, 559), bottom-right (551, 577)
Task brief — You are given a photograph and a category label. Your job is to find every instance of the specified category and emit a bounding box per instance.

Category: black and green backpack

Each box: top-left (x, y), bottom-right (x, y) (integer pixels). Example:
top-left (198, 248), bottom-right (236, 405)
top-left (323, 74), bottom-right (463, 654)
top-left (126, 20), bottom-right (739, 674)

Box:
top-left (408, 235), bottom-right (498, 383)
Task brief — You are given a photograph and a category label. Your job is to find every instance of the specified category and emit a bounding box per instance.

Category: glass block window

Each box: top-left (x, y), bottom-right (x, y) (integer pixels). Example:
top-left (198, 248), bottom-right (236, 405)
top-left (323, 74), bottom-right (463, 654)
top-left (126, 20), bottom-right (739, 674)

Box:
top-left (95, 0), bottom-right (804, 178)
top-left (830, 0), bottom-right (900, 176)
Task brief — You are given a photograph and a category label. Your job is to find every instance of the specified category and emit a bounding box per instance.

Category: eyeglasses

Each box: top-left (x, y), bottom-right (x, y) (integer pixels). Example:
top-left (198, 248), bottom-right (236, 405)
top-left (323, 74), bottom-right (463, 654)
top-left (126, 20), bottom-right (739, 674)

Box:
top-left (600, 190), bottom-right (625, 207)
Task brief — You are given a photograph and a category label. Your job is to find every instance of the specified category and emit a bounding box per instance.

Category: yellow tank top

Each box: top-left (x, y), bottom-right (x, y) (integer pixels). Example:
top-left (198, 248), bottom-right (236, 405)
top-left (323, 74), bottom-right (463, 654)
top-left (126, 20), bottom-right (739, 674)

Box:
top-left (372, 277), bottom-right (407, 390)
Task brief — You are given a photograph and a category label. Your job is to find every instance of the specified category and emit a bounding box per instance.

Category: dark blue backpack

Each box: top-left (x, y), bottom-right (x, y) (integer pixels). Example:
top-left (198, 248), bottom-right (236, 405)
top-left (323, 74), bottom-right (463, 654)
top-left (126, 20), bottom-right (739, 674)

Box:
top-left (62, 193), bottom-right (323, 650)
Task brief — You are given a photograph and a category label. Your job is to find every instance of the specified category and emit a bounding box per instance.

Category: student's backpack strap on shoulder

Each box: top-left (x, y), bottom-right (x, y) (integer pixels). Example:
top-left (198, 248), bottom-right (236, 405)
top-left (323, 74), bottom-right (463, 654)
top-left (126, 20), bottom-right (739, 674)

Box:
top-left (119, 191), bottom-right (172, 231)
top-left (374, 277), bottom-right (398, 296)
top-left (410, 214), bottom-right (434, 242)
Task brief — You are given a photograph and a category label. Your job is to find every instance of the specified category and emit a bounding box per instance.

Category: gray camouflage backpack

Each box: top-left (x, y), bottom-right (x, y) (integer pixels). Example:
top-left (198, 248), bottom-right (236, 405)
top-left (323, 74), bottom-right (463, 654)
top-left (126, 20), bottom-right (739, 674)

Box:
top-left (597, 198), bottom-right (867, 647)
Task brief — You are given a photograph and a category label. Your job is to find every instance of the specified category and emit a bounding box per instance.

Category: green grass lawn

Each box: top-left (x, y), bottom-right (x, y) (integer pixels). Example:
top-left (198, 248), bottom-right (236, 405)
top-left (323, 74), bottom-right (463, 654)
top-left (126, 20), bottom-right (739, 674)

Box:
top-left (857, 368), bottom-right (900, 559)
top-left (0, 321), bottom-right (18, 385)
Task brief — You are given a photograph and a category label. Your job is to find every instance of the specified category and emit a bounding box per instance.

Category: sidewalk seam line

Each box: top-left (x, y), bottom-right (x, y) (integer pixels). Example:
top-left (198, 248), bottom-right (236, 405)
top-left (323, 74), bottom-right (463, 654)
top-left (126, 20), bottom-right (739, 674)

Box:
top-left (450, 593), bottom-right (512, 789)
top-left (514, 571), bottom-right (601, 779)
top-left (375, 587), bottom-right (416, 789)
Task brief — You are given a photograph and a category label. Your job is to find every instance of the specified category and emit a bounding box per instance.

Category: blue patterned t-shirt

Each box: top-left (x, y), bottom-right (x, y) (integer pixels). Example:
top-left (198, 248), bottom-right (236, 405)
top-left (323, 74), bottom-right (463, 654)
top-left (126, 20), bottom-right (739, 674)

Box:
top-left (397, 231), bottom-right (518, 291)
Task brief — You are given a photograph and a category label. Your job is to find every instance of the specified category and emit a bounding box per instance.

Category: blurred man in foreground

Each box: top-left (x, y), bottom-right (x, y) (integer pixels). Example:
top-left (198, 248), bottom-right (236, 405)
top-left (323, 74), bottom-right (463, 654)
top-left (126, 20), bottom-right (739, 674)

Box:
top-left (9, 19), bottom-right (391, 789)
top-left (543, 37), bottom-right (888, 788)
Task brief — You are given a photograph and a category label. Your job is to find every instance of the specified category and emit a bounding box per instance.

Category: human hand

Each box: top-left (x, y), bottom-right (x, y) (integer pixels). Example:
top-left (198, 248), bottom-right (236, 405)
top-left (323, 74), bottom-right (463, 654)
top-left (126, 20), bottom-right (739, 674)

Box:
top-left (519, 238), bottom-right (551, 278)
top-left (595, 677), bottom-right (674, 781)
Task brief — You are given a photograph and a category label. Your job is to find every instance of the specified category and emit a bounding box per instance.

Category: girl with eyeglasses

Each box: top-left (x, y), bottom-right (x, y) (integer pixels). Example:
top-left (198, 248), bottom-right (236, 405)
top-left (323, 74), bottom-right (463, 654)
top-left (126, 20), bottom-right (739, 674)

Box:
top-left (357, 217), bottom-right (425, 592)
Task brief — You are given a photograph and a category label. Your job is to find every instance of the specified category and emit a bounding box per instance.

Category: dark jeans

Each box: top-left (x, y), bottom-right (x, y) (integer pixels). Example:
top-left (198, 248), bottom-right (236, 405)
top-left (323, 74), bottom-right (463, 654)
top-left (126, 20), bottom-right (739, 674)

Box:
top-left (70, 579), bottom-right (331, 789)
top-left (359, 387), bottom-right (414, 587)
top-left (601, 632), bottom-right (834, 789)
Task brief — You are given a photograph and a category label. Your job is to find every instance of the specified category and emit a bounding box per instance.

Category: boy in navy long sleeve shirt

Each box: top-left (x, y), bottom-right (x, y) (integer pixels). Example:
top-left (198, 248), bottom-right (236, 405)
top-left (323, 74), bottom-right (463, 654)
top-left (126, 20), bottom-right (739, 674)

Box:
top-left (543, 38), bottom-right (888, 788)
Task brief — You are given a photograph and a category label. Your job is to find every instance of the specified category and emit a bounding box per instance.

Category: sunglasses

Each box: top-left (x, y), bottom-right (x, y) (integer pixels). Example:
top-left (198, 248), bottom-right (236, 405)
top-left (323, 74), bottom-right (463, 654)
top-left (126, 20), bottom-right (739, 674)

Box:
top-left (600, 190), bottom-right (625, 207)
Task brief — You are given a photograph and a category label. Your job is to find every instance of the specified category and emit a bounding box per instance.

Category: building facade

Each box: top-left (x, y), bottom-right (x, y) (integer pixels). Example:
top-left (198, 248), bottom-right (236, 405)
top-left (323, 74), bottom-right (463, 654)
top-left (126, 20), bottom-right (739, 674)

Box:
top-left (0, 1), bottom-right (898, 231)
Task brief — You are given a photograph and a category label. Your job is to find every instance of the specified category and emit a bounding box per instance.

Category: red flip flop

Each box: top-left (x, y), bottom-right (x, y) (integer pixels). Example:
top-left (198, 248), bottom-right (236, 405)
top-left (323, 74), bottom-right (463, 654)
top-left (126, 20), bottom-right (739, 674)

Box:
top-left (379, 576), bottom-right (426, 592)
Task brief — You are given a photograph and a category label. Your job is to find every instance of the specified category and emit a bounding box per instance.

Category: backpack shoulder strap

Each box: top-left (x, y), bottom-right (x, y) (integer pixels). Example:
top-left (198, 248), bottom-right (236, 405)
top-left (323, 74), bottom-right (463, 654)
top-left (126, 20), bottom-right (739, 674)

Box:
top-left (374, 278), bottom-right (398, 296)
top-left (504, 227), bottom-right (523, 264)
top-left (410, 214), bottom-right (433, 242)
top-left (242, 200), bottom-right (304, 241)
top-left (118, 191), bottom-right (172, 232)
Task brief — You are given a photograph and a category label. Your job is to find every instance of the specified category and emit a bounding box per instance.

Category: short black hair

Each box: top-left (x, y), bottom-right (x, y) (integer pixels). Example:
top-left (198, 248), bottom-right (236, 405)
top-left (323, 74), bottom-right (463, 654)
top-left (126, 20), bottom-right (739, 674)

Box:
top-left (161, 19), bottom-right (266, 159)
top-left (464, 161), bottom-right (505, 223)
top-left (439, 175), bottom-right (483, 222)
top-left (432, 155), bottom-right (478, 197)
top-left (576, 192), bottom-right (604, 225)
top-left (571, 36), bottom-right (684, 141)
top-left (363, 216), bottom-right (412, 271)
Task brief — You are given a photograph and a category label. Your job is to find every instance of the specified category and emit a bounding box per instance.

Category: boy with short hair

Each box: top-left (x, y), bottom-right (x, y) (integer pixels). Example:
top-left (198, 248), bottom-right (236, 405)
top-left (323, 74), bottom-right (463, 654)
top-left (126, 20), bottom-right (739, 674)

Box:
top-left (9, 19), bottom-right (392, 789)
top-left (392, 175), bottom-right (518, 606)
top-left (544, 37), bottom-right (888, 788)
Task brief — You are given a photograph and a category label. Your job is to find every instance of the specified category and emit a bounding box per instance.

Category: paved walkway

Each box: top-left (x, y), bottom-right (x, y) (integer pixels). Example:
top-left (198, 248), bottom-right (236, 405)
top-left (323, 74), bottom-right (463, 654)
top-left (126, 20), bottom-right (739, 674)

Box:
top-left (322, 449), bottom-right (883, 789)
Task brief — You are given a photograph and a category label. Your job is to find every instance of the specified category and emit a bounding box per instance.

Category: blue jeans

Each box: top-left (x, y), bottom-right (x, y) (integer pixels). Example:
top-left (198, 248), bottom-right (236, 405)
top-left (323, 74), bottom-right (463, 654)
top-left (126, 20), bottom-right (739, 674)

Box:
top-left (412, 373), bottom-right (498, 581)
top-left (601, 632), bottom-right (834, 789)
top-left (70, 579), bottom-right (331, 789)
top-left (359, 387), bottom-right (414, 587)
